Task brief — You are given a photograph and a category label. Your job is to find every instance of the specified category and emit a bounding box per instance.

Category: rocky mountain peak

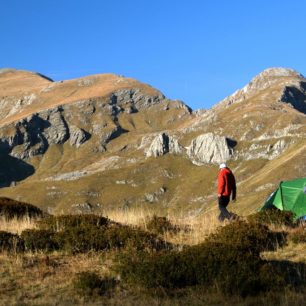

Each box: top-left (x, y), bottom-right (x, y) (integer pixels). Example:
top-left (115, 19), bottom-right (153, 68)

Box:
top-left (255, 67), bottom-right (303, 79)
top-left (216, 67), bottom-right (305, 108)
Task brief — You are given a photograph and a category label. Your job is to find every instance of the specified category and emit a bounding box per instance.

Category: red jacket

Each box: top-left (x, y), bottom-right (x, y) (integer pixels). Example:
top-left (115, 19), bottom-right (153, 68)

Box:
top-left (218, 167), bottom-right (236, 199)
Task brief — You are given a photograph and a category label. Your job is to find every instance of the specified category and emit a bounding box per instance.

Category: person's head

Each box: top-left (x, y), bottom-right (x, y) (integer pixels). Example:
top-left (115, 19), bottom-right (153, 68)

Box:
top-left (219, 163), bottom-right (227, 169)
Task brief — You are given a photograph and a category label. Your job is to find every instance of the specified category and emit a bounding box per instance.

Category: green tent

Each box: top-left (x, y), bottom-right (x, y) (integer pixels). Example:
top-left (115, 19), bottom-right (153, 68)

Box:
top-left (262, 178), bottom-right (306, 219)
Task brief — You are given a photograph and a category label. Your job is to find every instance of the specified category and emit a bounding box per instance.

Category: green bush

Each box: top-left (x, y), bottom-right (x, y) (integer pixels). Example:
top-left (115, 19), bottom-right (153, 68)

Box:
top-left (115, 220), bottom-right (288, 296)
top-left (116, 242), bottom-right (262, 295)
top-left (0, 197), bottom-right (43, 219)
top-left (38, 214), bottom-right (111, 231)
top-left (55, 225), bottom-right (109, 253)
top-left (21, 229), bottom-right (59, 252)
top-left (54, 223), bottom-right (171, 254)
top-left (73, 271), bottom-right (117, 296)
top-left (104, 225), bottom-right (171, 251)
top-left (0, 231), bottom-right (24, 252)
top-left (206, 220), bottom-right (286, 255)
top-left (146, 215), bottom-right (181, 235)
top-left (247, 209), bottom-right (295, 227)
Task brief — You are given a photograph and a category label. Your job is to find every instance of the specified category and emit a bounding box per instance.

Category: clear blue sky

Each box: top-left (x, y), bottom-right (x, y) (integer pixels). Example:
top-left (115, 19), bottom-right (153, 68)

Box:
top-left (1, 0), bottom-right (306, 110)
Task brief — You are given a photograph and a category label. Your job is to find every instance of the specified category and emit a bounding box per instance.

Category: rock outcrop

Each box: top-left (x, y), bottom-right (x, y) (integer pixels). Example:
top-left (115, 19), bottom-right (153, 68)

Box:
top-left (237, 139), bottom-right (290, 161)
top-left (0, 88), bottom-right (168, 159)
top-left (217, 67), bottom-right (304, 107)
top-left (187, 133), bottom-right (234, 164)
top-left (70, 126), bottom-right (91, 147)
top-left (279, 82), bottom-right (306, 114)
top-left (144, 133), bottom-right (183, 157)
top-left (110, 88), bottom-right (165, 111)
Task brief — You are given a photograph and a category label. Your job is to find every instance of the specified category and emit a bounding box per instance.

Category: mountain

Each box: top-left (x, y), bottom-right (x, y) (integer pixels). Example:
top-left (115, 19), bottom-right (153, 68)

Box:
top-left (0, 67), bottom-right (305, 216)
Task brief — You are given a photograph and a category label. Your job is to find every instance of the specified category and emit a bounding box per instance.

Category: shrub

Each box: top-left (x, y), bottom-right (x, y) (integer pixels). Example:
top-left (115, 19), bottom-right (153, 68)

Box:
top-left (21, 229), bottom-right (59, 252)
top-left (247, 209), bottom-right (295, 227)
top-left (104, 225), bottom-right (172, 251)
top-left (146, 215), bottom-right (181, 235)
top-left (115, 220), bottom-right (288, 296)
top-left (55, 225), bottom-right (109, 253)
top-left (38, 214), bottom-right (111, 231)
top-left (73, 271), bottom-right (116, 296)
top-left (0, 231), bottom-right (24, 252)
top-left (54, 223), bottom-right (171, 254)
top-left (115, 242), bottom-right (265, 296)
top-left (206, 220), bottom-right (285, 255)
top-left (0, 197), bottom-right (43, 219)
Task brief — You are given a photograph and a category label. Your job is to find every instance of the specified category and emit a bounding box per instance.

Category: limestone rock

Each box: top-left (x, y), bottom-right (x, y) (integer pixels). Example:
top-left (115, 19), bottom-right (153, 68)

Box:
top-left (145, 187), bottom-right (166, 203)
top-left (43, 109), bottom-right (69, 144)
top-left (110, 88), bottom-right (165, 111)
top-left (145, 133), bottom-right (183, 157)
top-left (237, 139), bottom-right (290, 160)
top-left (279, 83), bottom-right (306, 114)
top-left (70, 126), bottom-right (90, 148)
top-left (217, 67), bottom-right (304, 108)
top-left (98, 126), bottom-right (125, 152)
top-left (187, 133), bottom-right (234, 164)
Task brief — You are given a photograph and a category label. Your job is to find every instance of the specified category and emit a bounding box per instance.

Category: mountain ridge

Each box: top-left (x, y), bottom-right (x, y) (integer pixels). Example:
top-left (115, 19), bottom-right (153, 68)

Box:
top-left (0, 67), bottom-right (305, 216)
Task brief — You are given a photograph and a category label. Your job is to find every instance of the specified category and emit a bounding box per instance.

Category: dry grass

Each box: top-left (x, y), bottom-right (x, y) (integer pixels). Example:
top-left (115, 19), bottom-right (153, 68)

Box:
top-left (0, 252), bottom-right (106, 305)
top-left (0, 207), bottom-right (222, 247)
top-left (0, 252), bottom-right (304, 306)
top-left (0, 216), bottom-right (37, 234)
top-left (0, 209), bottom-right (305, 305)
top-left (262, 241), bottom-right (306, 263)
top-left (105, 207), bottom-right (223, 245)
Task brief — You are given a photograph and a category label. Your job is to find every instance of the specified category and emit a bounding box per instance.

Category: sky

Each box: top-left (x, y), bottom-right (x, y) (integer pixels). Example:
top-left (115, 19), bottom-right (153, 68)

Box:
top-left (1, 0), bottom-right (306, 110)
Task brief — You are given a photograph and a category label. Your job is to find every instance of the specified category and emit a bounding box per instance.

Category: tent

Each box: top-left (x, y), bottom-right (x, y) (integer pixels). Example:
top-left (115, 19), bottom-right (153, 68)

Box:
top-left (262, 178), bottom-right (306, 219)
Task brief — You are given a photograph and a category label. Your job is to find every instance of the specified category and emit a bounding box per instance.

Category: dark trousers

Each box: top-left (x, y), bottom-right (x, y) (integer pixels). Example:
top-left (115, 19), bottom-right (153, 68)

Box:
top-left (218, 196), bottom-right (232, 221)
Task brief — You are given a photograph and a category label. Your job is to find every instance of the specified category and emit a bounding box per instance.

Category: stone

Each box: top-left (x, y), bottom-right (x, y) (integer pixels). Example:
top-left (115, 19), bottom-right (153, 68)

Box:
top-left (43, 109), bottom-right (69, 145)
top-left (145, 133), bottom-right (183, 157)
top-left (100, 126), bottom-right (124, 148)
top-left (69, 126), bottom-right (90, 148)
top-left (187, 133), bottom-right (234, 164)
top-left (145, 187), bottom-right (166, 203)
top-left (217, 67), bottom-right (304, 108)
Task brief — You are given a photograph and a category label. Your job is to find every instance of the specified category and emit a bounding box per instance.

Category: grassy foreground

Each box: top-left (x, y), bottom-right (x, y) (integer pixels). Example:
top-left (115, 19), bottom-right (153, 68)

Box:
top-left (0, 201), bottom-right (305, 305)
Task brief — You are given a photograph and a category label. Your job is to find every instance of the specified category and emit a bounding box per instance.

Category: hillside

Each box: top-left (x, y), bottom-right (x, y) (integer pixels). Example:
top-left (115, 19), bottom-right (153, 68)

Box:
top-left (0, 67), bottom-right (305, 216)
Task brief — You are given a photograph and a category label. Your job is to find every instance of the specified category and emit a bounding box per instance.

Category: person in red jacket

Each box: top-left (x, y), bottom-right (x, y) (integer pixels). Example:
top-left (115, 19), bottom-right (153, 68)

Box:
top-left (217, 163), bottom-right (237, 221)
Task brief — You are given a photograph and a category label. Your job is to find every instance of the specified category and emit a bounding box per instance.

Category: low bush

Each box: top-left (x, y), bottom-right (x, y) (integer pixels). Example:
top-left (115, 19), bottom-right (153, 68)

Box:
top-left (116, 242), bottom-right (263, 295)
top-left (115, 220), bottom-right (288, 296)
top-left (146, 215), bottom-right (181, 235)
top-left (206, 220), bottom-right (286, 255)
top-left (247, 209), bottom-right (295, 227)
top-left (104, 225), bottom-right (172, 251)
top-left (73, 271), bottom-right (117, 296)
top-left (38, 214), bottom-right (111, 231)
top-left (0, 231), bottom-right (24, 252)
top-left (21, 229), bottom-right (59, 252)
top-left (55, 223), bottom-right (171, 254)
top-left (0, 197), bottom-right (43, 219)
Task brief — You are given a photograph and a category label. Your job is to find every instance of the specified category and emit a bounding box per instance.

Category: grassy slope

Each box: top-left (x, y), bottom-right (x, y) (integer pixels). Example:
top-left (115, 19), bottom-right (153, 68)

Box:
top-left (0, 70), bottom-right (305, 217)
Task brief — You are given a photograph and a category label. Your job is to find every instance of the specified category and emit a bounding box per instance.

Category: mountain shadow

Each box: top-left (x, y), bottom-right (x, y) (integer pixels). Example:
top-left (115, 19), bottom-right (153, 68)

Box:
top-left (281, 83), bottom-right (306, 114)
top-left (0, 154), bottom-right (35, 187)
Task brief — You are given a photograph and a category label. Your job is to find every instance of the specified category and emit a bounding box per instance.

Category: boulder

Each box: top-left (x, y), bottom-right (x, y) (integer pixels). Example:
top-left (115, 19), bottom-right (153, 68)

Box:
top-left (187, 133), bottom-right (234, 164)
top-left (145, 133), bottom-right (183, 157)
top-left (69, 126), bottom-right (91, 148)
top-left (43, 109), bottom-right (69, 145)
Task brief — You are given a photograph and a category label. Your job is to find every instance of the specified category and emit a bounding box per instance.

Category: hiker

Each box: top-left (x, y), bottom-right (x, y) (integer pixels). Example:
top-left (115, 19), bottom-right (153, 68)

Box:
top-left (217, 163), bottom-right (236, 221)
